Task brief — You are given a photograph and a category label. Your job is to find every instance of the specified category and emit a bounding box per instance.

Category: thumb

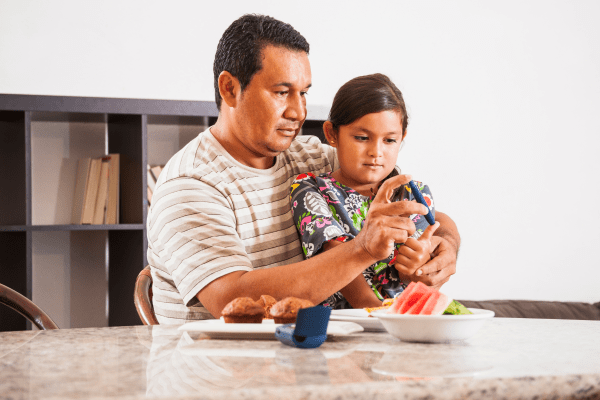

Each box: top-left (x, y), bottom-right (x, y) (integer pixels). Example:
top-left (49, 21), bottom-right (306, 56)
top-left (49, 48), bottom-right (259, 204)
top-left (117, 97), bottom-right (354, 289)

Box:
top-left (418, 221), bottom-right (440, 241)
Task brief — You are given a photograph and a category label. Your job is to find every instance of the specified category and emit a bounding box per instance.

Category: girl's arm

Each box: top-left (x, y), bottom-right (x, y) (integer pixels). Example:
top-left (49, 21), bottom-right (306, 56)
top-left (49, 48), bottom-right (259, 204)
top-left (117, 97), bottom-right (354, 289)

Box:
top-left (322, 241), bottom-right (382, 308)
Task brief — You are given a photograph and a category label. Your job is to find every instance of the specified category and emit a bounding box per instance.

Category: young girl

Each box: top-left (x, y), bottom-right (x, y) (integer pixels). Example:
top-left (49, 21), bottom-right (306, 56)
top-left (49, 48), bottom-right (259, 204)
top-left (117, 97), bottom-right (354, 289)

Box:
top-left (290, 73), bottom-right (439, 309)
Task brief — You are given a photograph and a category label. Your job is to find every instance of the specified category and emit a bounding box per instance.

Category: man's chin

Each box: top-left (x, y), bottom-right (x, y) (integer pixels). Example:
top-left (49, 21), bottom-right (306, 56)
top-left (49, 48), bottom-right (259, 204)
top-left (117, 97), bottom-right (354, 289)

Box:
top-left (266, 138), bottom-right (295, 154)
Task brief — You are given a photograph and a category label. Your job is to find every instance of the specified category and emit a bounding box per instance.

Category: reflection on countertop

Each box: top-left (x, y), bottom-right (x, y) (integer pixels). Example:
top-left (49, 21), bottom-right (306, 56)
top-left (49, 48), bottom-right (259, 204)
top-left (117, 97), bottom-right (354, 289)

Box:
top-left (1, 318), bottom-right (600, 399)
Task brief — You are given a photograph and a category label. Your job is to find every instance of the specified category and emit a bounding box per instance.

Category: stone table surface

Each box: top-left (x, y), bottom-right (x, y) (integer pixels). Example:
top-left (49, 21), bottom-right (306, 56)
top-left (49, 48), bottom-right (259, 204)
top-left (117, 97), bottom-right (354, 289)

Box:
top-left (1, 318), bottom-right (599, 400)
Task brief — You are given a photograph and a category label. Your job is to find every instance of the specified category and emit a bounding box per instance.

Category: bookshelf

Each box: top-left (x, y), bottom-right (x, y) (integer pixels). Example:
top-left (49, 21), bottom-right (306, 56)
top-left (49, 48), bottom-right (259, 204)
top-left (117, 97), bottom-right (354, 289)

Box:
top-left (0, 94), bottom-right (327, 331)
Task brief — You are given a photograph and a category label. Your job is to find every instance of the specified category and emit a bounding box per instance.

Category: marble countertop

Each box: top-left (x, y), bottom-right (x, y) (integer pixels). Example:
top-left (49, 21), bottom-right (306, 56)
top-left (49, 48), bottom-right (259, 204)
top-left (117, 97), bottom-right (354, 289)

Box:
top-left (1, 318), bottom-right (599, 400)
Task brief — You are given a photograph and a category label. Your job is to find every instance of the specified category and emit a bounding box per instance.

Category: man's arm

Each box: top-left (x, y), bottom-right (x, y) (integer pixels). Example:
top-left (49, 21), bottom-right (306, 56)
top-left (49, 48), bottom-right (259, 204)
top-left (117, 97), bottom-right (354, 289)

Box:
top-left (196, 175), bottom-right (429, 317)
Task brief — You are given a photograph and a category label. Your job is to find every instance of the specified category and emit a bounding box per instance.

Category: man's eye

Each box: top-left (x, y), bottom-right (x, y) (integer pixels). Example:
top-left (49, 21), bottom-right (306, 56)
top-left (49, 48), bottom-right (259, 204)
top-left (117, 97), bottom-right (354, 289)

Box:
top-left (277, 91), bottom-right (289, 96)
top-left (300, 91), bottom-right (308, 96)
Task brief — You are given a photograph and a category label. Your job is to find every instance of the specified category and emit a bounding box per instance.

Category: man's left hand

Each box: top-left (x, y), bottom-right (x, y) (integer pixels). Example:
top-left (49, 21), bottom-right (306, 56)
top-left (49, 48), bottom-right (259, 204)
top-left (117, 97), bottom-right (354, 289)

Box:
top-left (412, 236), bottom-right (456, 289)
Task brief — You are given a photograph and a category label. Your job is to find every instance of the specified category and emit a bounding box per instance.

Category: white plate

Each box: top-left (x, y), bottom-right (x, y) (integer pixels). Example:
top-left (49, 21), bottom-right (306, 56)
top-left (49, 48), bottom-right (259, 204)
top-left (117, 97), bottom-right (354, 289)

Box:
top-left (330, 309), bottom-right (386, 331)
top-left (371, 308), bottom-right (495, 343)
top-left (178, 319), bottom-right (364, 340)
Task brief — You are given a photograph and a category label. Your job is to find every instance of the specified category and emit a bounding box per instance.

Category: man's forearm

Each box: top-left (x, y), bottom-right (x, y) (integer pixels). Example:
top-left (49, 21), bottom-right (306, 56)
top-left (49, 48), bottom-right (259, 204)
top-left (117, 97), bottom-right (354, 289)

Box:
top-left (433, 211), bottom-right (461, 255)
top-left (197, 239), bottom-right (378, 318)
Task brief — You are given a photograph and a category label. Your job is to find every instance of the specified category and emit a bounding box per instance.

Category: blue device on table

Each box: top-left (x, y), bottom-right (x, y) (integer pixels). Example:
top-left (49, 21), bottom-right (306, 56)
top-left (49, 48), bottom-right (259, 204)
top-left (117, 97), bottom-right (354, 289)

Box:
top-left (274, 306), bottom-right (331, 348)
top-left (408, 180), bottom-right (435, 226)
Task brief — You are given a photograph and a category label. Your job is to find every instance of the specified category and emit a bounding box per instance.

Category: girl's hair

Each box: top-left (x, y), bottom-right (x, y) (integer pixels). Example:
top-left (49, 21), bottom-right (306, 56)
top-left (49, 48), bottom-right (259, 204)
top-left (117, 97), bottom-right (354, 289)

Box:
top-left (328, 73), bottom-right (409, 133)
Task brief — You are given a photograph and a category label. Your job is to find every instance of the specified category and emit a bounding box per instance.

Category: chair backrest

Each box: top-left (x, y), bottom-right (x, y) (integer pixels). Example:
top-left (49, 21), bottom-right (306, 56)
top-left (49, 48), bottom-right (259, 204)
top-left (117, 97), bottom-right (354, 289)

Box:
top-left (134, 265), bottom-right (159, 325)
top-left (0, 284), bottom-right (59, 330)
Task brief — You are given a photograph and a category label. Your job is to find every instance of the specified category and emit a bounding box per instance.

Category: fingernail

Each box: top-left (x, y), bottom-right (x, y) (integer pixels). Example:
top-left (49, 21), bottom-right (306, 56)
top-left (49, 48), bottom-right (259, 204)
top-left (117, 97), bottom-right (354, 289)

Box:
top-left (416, 270), bottom-right (422, 276)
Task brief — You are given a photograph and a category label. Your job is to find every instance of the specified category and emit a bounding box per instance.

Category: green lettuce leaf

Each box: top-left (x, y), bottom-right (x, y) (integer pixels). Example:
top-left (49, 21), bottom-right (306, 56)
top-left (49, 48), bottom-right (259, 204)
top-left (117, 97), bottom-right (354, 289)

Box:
top-left (443, 300), bottom-right (473, 315)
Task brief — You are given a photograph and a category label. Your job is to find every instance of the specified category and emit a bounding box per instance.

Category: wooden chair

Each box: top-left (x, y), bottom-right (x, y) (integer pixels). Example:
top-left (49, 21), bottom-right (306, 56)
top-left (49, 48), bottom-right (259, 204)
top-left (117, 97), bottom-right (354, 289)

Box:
top-left (0, 283), bottom-right (59, 330)
top-left (134, 265), bottom-right (159, 325)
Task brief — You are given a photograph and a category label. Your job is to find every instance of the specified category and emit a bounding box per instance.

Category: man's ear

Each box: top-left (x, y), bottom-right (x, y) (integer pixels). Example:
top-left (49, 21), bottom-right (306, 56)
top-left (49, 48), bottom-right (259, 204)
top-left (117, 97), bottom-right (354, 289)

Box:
top-left (218, 71), bottom-right (239, 108)
top-left (323, 121), bottom-right (338, 147)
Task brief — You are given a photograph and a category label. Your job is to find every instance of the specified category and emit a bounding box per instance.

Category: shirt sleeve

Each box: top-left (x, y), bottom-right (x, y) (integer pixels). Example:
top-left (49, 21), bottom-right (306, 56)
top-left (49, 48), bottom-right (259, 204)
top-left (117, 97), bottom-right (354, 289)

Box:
top-left (147, 176), bottom-right (253, 307)
top-left (290, 173), bottom-right (351, 258)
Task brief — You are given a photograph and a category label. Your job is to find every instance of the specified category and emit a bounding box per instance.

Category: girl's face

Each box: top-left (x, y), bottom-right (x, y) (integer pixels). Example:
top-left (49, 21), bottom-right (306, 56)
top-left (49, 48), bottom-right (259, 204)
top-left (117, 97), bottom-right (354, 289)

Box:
top-left (324, 110), bottom-right (405, 196)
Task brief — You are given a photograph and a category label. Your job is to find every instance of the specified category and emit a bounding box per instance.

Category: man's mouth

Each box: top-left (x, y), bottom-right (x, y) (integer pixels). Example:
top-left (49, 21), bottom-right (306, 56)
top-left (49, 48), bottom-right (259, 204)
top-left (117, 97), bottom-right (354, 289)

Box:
top-left (277, 127), bottom-right (298, 136)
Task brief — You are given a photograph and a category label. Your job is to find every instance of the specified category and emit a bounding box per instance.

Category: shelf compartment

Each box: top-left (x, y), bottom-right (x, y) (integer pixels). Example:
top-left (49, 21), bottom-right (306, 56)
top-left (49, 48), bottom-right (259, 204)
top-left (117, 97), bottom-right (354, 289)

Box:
top-left (0, 231), bottom-right (28, 331)
top-left (30, 112), bottom-right (106, 226)
top-left (108, 114), bottom-right (145, 226)
top-left (108, 229), bottom-right (145, 327)
top-left (0, 111), bottom-right (27, 226)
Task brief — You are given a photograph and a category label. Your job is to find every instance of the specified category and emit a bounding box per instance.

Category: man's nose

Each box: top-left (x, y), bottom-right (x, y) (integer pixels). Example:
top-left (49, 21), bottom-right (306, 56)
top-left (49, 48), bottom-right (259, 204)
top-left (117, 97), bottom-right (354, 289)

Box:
top-left (283, 93), bottom-right (306, 121)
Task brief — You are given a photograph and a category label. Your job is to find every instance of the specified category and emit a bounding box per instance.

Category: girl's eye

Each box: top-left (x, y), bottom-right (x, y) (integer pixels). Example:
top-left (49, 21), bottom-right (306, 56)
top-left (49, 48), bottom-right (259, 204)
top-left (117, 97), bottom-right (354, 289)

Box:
top-left (385, 138), bottom-right (398, 144)
top-left (354, 136), bottom-right (368, 141)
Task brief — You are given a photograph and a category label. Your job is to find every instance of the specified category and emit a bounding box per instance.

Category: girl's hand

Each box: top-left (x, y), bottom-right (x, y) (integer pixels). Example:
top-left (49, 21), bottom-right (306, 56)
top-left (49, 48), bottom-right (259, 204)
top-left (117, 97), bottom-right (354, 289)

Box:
top-left (394, 221), bottom-right (440, 276)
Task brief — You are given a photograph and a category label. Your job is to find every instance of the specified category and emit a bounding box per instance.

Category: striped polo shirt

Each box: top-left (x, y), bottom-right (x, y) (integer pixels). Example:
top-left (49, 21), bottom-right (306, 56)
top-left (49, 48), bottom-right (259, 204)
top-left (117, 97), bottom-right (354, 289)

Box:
top-left (147, 128), bottom-right (338, 324)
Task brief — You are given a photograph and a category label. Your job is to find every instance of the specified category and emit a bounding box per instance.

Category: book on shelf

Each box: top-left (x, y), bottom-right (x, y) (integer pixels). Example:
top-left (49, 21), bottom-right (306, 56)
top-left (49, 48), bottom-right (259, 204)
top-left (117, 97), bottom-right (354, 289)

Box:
top-left (73, 154), bottom-right (120, 225)
top-left (81, 158), bottom-right (102, 224)
top-left (72, 158), bottom-right (92, 224)
top-left (92, 157), bottom-right (110, 225)
top-left (106, 154), bottom-right (120, 225)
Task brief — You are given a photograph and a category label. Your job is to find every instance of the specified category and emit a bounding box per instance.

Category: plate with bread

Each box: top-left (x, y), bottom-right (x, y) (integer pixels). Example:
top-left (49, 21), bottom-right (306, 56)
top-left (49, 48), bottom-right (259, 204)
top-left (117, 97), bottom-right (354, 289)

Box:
top-left (178, 295), bottom-right (363, 339)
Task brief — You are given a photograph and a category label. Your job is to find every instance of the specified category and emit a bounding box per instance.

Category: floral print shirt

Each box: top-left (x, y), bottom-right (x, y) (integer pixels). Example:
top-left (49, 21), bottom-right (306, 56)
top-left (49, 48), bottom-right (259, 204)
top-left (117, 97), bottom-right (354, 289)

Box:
top-left (290, 171), bottom-right (435, 309)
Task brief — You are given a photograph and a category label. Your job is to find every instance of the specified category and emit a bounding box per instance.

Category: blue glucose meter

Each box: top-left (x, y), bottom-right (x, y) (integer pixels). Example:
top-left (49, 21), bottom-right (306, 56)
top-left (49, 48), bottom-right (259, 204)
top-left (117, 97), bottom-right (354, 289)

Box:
top-left (274, 306), bottom-right (331, 348)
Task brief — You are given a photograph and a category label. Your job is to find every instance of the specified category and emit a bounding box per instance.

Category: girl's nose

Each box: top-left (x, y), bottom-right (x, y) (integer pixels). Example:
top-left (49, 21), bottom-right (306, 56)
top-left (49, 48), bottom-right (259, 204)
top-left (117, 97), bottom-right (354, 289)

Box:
top-left (367, 141), bottom-right (383, 158)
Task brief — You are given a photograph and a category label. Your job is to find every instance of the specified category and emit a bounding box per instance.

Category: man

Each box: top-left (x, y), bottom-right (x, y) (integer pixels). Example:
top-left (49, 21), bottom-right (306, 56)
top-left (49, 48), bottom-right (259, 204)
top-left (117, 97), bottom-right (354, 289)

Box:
top-left (147, 14), bottom-right (460, 324)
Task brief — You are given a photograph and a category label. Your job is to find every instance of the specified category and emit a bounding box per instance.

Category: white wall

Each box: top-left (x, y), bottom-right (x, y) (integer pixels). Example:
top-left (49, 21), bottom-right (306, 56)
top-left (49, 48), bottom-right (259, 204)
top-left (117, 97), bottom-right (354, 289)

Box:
top-left (2, 0), bottom-right (599, 303)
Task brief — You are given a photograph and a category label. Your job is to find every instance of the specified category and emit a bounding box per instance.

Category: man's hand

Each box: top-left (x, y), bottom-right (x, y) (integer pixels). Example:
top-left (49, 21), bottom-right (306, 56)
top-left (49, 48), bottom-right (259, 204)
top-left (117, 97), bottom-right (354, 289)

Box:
top-left (412, 236), bottom-right (457, 289)
top-left (355, 175), bottom-right (430, 261)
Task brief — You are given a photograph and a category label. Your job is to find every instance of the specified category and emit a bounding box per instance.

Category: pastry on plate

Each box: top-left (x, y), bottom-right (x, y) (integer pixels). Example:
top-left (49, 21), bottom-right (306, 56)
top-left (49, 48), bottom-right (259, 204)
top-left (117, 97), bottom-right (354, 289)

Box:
top-left (269, 297), bottom-right (314, 324)
top-left (257, 294), bottom-right (277, 319)
top-left (221, 297), bottom-right (265, 323)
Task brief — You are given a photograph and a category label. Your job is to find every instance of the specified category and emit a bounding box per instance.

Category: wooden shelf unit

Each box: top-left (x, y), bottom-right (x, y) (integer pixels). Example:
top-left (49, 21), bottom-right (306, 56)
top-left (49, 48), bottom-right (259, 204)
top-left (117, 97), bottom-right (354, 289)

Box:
top-left (0, 94), bottom-right (326, 331)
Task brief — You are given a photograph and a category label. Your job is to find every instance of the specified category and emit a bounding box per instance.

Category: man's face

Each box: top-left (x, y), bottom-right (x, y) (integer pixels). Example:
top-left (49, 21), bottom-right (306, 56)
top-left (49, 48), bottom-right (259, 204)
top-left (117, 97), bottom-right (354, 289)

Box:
top-left (232, 45), bottom-right (311, 167)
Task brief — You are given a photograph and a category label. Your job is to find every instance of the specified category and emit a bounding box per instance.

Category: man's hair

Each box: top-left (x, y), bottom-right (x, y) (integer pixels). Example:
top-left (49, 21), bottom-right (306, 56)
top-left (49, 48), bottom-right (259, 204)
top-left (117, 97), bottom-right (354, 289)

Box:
top-left (328, 73), bottom-right (409, 134)
top-left (213, 14), bottom-right (310, 111)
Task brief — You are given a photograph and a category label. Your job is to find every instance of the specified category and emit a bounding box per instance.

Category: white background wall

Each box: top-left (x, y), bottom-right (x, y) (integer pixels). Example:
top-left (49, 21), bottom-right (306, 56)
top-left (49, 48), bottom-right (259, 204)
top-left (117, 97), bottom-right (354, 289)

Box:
top-left (1, 0), bottom-right (599, 303)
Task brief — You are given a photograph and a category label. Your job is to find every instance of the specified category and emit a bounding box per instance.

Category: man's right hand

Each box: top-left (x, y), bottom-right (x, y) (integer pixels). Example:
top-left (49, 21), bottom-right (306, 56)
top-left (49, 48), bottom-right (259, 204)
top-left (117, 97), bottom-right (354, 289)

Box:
top-left (354, 174), bottom-right (430, 261)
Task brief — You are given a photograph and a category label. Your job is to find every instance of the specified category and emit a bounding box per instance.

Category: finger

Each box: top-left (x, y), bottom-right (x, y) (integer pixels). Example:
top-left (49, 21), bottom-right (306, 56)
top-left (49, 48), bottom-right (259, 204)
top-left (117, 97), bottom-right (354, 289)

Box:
top-left (417, 266), bottom-right (454, 287)
top-left (390, 200), bottom-right (429, 217)
top-left (378, 215), bottom-right (416, 237)
top-left (416, 252), bottom-right (448, 275)
top-left (398, 238), bottom-right (420, 254)
top-left (394, 254), bottom-right (418, 274)
top-left (371, 174), bottom-right (412, 204)
top-left (419, 221), bottom-right (440, 241)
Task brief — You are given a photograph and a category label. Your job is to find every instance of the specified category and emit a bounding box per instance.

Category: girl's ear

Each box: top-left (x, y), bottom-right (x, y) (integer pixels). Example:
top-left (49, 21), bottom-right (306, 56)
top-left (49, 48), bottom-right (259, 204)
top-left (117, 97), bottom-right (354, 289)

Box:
top-left (218, 71), bottom-right (239, 108)
top-left (323, 121), bottom-right (338, 147)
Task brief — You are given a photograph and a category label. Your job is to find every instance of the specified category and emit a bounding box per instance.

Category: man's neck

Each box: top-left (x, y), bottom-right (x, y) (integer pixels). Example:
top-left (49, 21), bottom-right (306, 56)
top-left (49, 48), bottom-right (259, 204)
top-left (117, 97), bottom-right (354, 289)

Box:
top-left (210, 118), bottom-right (276, 169)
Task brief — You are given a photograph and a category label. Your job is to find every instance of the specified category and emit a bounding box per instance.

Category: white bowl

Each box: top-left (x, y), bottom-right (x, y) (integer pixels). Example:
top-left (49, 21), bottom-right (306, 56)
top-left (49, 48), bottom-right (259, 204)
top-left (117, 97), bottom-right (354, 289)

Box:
top-left (371, 308), bottom-right (495, 343)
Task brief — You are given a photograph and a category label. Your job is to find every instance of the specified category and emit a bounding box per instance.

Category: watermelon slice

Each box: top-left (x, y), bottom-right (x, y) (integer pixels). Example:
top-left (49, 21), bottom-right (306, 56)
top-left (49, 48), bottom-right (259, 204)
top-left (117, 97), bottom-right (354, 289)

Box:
top-left (406, 291), bottom-right (435, 314)
top-left (386, 281), bottom-right (466, 315)
top-left (398, 282), bottom-right (429, 314)
top-left (417, 290), bottom-right (441, 315)
top-left (386, 281), bottom-right (419, 314)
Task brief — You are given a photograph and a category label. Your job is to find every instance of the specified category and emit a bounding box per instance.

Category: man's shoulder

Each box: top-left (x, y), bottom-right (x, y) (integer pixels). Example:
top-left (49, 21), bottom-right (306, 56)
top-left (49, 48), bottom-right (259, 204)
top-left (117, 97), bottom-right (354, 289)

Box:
top-left (285, 135), bottom-right (337, 164)
top-left (159, 128), bottom-right (233, 182)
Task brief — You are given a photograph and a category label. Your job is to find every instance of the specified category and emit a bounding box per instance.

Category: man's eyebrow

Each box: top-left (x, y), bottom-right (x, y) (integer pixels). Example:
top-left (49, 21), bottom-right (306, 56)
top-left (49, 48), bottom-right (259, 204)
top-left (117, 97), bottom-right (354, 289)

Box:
top-left (273, 82), bottom-right (312, 90)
